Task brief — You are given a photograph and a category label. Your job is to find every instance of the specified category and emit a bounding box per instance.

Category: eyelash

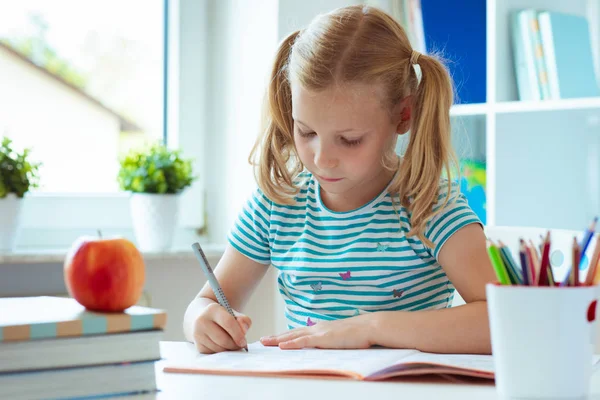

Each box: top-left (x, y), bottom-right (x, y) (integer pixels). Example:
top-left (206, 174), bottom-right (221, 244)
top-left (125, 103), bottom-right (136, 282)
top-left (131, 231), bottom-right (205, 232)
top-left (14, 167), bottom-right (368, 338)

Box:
top-left (297, 131), bottom-right (362, 147)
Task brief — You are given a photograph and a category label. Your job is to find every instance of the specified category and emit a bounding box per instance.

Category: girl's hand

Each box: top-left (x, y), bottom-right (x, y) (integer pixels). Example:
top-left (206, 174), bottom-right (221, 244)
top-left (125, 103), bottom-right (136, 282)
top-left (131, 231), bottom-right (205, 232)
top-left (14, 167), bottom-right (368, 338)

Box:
top-left (260, 315), bottom-right (375, 350)
top-left (192, 302), bottom-right (252, 354)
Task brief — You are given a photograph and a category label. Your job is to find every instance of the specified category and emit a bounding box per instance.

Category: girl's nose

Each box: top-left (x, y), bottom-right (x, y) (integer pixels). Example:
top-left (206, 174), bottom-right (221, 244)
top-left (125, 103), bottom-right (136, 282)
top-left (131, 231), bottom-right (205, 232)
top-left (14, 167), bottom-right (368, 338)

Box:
top-left (314, 145), bottom-right (338, 170)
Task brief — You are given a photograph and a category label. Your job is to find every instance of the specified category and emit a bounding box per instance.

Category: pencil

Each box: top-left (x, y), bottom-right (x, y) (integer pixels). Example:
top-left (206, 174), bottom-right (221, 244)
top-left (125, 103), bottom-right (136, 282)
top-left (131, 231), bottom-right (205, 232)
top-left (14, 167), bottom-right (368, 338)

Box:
top-left (487, 241), bottom-right (511, 285)
top-left (586, 236), bottom-right (600, 285)
top-left (580, 217), bottom-right (598, 262)
top-left (529, 239), bottom-right (542, 285)
top-left (519, 240), bottom-right (530, 286)
top-left (498, 245), bottom-right (520, 284)
top-left (572, 237), bottom-right (581, 286)
top-left (538, 232), bottom-right (551, 287)
top-left (191, 242), bottom-right (249, 352)
top-left (525, 245), bottom-right (548, 286)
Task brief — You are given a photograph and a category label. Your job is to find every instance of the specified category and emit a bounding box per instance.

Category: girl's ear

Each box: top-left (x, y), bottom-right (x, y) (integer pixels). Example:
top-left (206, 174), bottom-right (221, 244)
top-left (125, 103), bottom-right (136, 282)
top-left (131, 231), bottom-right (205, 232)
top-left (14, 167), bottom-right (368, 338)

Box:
top-left (393, 96), bottom-right (413, 135)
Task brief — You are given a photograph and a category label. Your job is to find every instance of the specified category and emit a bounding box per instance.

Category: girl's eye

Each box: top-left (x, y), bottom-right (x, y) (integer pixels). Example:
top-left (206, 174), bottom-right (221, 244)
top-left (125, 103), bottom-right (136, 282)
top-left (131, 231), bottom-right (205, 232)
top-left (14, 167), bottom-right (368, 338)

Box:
top-left (298, 131), bottom-right (316, 138)
top-left (342, 137), bottom-right (362, 147)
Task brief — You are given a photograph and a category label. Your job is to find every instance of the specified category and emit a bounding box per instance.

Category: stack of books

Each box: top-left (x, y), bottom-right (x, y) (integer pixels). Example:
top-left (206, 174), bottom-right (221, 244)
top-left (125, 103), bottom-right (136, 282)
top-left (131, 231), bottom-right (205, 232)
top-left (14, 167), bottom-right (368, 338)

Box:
top-left (511, 9), bottom-right (600, 101)
top-left (0, 296), bottom-right (167, 399)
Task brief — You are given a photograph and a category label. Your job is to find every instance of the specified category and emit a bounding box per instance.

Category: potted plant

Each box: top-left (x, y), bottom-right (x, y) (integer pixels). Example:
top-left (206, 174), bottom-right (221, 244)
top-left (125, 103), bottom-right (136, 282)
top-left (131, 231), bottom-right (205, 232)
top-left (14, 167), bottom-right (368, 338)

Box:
top-left (118, 142), bottom-right (195, 252)
top-left (0, 136), bottom-right (41, 251)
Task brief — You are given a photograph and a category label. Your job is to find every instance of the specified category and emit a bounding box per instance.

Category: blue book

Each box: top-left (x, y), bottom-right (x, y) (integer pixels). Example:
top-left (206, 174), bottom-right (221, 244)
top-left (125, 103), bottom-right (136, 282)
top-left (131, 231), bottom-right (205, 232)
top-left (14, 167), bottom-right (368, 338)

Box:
top-left (538, 11), bottom-right (600, 99)
top-left (420, 0), bottom-right (486, 104)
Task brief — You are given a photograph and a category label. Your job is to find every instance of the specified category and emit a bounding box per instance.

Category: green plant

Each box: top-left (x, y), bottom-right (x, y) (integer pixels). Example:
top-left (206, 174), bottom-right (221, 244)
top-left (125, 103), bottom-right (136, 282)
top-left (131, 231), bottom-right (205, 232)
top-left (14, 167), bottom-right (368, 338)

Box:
top-left (117, 142), bottom-right (195, 194)
top-left (0, 137), bottom-right (41, 198)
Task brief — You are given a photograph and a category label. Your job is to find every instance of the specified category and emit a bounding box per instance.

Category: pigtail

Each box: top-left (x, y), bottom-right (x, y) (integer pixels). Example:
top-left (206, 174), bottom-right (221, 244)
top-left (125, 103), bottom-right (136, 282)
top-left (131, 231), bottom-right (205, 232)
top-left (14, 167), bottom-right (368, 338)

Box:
top-left (397, 54), bottom-right (458, 248)
top-left (248, 30), bottom-right (303, 203)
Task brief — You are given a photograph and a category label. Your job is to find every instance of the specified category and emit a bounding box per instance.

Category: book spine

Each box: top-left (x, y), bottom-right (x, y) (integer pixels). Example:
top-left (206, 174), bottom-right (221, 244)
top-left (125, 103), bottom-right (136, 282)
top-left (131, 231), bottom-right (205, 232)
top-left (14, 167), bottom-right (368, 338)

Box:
top-left (526, 10), bottom-right (552, 100)
top-left (538, 12), bottom-right (561, 99)
top-left (1, 313), bottom-right (166, 342)
top-left (513, 10), bottom-right (541, 101)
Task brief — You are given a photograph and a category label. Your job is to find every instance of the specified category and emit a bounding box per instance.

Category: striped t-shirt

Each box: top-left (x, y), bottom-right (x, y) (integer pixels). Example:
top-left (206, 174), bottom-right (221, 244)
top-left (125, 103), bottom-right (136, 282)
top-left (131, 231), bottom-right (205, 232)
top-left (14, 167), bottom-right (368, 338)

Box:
top-left (227, 172), bottom-right (481, 329)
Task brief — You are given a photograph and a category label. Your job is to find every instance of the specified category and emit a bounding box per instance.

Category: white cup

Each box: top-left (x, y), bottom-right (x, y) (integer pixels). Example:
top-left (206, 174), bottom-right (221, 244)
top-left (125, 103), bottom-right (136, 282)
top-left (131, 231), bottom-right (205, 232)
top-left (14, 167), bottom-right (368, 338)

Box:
top-left (486, 283), bottom-right (599, 400)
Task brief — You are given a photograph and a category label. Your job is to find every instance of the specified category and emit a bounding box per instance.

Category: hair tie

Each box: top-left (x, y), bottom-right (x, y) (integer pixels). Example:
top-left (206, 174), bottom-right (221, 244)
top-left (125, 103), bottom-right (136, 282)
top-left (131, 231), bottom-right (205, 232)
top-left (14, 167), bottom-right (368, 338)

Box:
top-left (410, 50), bottom-right (421, 65)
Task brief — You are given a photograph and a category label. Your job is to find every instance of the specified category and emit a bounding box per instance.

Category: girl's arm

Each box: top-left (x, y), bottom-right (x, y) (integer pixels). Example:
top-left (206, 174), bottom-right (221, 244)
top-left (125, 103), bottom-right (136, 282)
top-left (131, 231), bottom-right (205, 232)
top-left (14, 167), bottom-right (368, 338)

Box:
top-left (369, 223), bottom-right (496, 354)
top-left (183, 244), bottom-right (270, 343)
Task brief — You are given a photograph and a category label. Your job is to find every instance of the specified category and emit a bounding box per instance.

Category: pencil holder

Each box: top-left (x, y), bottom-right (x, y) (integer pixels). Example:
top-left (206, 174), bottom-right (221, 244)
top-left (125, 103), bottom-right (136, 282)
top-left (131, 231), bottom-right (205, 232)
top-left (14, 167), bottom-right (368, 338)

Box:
top-left (486, 283), bottom-right (600, 400)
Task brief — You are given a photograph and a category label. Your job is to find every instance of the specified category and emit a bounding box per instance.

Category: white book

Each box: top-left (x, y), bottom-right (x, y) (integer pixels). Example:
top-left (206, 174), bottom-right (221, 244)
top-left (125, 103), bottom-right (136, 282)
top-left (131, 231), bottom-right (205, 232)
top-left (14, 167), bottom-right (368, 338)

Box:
top-left (512, 10), bottom-right (541, 101)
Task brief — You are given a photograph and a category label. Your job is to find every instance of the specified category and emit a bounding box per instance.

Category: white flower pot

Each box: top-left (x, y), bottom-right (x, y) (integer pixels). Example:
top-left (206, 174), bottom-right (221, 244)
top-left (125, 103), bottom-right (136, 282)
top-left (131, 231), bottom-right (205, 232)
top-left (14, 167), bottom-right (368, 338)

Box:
top-left (0, 193), bottom-right (24, 252)
top-left (130, 193), bottom-right (180, 252)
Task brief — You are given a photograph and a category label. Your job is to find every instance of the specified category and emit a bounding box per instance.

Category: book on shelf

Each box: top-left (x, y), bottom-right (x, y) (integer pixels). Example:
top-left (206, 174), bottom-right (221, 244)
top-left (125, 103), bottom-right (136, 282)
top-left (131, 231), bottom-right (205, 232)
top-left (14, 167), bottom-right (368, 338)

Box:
top-left (512, 9), bottom-right (600, 101)
top-left (511, 9), bottom-right (552, 101)
top-left (538, 11), bottom-right (600, 99)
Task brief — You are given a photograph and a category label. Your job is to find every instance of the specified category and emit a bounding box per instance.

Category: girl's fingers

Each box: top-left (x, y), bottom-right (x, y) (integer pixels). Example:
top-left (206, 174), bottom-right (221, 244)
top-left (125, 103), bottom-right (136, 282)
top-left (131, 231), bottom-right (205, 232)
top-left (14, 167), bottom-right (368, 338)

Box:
top-left (233, 311), bottom-right (252, 331)
top-left (279, 335), bottom-right (312, 350)
top-left (261, 329), bottom-right (307, 346)
top-left (207, 322), bottom-right (243, 350)
top-left (213, 309), bottom-right (248, 348)
top-left (196, 334), bottom-right (228, 354)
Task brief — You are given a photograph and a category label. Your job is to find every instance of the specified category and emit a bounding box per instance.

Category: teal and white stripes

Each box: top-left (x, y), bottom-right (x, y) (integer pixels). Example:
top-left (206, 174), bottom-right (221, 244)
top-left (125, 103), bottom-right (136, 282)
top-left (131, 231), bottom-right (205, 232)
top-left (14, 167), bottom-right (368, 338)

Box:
top-left (228, 174), bottom-right (481, 329)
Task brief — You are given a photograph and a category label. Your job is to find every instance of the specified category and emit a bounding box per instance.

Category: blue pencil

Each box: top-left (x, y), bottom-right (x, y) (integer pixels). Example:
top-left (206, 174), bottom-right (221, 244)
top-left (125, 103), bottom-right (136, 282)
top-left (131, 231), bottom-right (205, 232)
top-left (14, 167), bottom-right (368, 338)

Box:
top-left (519, 240), bottom-right (530, 285)
top-left (580, 217), bottom-right (598, 270)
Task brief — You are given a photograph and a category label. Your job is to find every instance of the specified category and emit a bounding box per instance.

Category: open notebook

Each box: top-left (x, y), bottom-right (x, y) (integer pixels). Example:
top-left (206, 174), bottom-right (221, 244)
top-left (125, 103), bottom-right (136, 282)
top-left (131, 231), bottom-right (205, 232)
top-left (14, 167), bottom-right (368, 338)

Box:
top-left (164, 342), bottom-right (501, 380)
top-left (164, 342), bottom-right (600, 381)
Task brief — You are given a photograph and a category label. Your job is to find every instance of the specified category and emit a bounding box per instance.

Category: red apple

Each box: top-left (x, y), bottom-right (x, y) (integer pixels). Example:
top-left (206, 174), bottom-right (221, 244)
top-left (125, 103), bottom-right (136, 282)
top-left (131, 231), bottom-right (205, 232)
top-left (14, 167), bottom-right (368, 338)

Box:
top-left (64, 235), bottom-right (145, 312)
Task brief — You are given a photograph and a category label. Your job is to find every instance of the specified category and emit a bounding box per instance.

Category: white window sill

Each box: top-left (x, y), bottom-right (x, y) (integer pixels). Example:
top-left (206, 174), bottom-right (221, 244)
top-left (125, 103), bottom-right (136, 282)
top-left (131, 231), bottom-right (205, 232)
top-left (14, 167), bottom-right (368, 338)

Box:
top-left (0, 243), bottom-right (226, 265)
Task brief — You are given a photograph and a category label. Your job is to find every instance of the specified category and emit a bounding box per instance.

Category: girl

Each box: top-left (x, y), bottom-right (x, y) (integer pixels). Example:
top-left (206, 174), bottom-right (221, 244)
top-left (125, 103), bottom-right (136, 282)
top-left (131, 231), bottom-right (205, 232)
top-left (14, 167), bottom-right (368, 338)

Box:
top-left (184, 5), bottom-right (496, 355)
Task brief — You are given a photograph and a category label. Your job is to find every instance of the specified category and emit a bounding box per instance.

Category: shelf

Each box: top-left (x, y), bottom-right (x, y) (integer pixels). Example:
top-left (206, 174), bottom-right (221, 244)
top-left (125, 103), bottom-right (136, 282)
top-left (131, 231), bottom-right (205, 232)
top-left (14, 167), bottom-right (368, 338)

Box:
top-left (495, 97), bottom-right (600, 114)
top-left (450, 98), bottom-right (600, 116)
top-left (450, 103), bottom-right (489, 116)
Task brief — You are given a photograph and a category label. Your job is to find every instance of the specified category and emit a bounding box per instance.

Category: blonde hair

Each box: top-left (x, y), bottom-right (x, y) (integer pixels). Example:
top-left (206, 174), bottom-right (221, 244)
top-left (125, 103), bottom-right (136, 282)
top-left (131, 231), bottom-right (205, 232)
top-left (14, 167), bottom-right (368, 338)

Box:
top-left (249, 5), bottom-right (458, 247)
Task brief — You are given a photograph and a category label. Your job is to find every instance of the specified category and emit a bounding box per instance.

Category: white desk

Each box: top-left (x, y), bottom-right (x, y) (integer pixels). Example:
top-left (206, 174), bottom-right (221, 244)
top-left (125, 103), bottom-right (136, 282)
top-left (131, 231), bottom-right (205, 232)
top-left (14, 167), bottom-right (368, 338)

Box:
top-left (121, 342), bottom-right (600, 400)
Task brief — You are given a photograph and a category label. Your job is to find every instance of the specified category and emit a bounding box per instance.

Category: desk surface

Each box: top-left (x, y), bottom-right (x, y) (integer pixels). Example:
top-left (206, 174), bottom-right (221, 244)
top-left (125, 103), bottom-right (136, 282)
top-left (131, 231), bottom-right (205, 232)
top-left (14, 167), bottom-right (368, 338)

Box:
top-left (128, 341), bottom-right (600, 400)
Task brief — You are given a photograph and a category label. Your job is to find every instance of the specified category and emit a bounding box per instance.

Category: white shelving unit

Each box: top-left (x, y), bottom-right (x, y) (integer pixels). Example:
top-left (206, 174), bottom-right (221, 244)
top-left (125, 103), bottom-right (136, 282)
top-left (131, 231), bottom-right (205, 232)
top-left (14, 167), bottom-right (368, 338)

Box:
top-left (449, 0), bottom-right (600, 230)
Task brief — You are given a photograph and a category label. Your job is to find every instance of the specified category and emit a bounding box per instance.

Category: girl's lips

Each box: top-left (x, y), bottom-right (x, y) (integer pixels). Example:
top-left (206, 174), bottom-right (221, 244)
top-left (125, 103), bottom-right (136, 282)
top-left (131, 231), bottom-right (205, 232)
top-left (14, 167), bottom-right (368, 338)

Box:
top-left (317, 175), bottom-right (343, 182)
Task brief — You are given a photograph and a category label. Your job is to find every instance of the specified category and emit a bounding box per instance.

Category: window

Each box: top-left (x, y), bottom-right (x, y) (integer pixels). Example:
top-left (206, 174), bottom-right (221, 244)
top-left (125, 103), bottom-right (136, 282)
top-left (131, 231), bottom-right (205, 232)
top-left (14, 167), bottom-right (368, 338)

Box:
top-left (0, 0), bottom-right (165, 193)
top-left (0, 0), bottom-right (210, 251)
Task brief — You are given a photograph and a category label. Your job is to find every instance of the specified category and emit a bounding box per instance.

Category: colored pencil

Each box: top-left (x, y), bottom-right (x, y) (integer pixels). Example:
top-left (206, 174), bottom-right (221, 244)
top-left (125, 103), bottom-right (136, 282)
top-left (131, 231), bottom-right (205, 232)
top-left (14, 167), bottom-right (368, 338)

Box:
top-left (580, 217), bottom-right (598, 265)
top-left (525, 245), bottom-right (548, 286)
top-left (487, 241), bottom-right (510, 285)
top-left (498, 241), bottom-right (522, 285)
top-left (529, 239), bottom-right (542, 285)
top-left (585, 236), bottom-right (600, 285)
top-left (572, 237), bottom-right (581, 286)
top-left (537, 232), bottom-right (550, 286)
top-left (519, 240), bottom-right (530, 286)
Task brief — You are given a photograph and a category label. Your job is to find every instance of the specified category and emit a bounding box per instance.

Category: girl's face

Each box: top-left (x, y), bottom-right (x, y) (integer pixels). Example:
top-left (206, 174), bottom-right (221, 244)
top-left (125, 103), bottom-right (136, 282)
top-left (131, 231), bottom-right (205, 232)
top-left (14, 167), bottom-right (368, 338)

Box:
top-left (291, 82), bottom-right (407, 212)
